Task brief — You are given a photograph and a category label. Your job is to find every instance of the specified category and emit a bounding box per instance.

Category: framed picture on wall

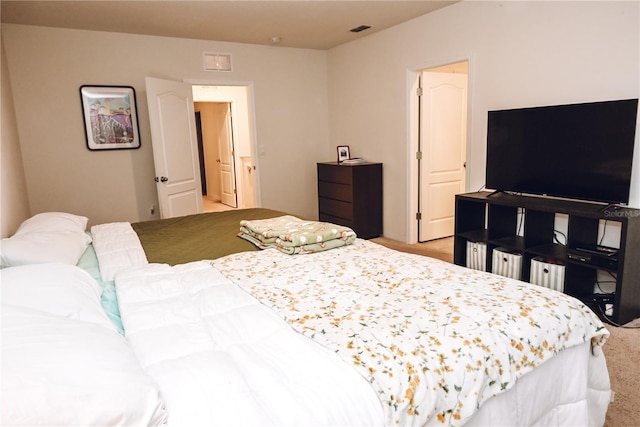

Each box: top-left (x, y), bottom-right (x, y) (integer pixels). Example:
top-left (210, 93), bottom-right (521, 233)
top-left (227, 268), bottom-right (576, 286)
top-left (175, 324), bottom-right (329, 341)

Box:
top-left (80, 85), bottom-right (141, 150)
top-left (337, 145), bottom-right (350, 163)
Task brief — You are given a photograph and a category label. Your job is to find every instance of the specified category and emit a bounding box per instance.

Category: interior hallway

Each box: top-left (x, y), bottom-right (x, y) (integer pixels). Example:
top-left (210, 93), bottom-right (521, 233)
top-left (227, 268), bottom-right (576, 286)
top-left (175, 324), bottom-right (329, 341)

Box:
top-left (202, 197), bottom-right (236, 213)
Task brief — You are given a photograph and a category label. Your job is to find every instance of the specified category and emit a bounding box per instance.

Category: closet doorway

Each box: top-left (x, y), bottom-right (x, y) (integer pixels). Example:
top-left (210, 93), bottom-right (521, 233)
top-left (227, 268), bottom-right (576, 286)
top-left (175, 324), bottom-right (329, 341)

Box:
top-left (415, 61), bottom-right (469, 242)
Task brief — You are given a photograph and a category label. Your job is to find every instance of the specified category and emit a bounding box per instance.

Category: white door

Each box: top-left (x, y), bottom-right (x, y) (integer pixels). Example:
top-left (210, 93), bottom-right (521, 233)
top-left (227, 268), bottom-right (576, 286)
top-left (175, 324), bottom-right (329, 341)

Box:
top-left (418, 71), bottom-right (467, 242)
top-left (145, 77), bottom-right (203, 218)
top-left (218, 103), bottom-right (238, 207)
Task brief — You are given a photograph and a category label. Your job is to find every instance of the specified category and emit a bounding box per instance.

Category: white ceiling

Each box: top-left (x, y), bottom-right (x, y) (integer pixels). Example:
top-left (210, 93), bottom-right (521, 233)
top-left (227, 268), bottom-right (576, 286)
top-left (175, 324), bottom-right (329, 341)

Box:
top-left (0, 0), bottom-right (458, 50)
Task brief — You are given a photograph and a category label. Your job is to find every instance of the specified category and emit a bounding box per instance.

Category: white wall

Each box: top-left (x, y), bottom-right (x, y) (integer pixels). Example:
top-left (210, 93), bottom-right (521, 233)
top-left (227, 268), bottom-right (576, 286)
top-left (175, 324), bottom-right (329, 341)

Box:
top-left (3, 2), bottom-right (639, 239)
top-left (1, 39), bottom-right (31, 237)
top-left (328, 0), bottom-right (639, 241)
top-left (2, 24), bottom-right (328, 226)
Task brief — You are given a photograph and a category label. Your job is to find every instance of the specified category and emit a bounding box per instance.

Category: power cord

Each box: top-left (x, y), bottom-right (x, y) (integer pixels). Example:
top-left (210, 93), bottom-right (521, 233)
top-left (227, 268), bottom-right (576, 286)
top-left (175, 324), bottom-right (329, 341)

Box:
top-left (589, 272), bottom-right (640, 328)
top-left (598, 220), bottom-right (608, 246)
top-left (553, 229), bottom-right (567, 246)
top-left (517, 208), bottom-right (524, 236)
top-left (594, 274), bottom-right (616, 294)
top-left (595, 304), bottom-right (640, 328)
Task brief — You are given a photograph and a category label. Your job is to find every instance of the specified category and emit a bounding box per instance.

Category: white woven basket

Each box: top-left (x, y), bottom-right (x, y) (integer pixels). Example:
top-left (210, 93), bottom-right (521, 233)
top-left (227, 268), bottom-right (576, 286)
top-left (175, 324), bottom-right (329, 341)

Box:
top-left (466, 241), bottom-right (487, 272)
top-left (530, 256), bottom-right (565, 292)
top-left (491, 247), bottom-right (523, 280)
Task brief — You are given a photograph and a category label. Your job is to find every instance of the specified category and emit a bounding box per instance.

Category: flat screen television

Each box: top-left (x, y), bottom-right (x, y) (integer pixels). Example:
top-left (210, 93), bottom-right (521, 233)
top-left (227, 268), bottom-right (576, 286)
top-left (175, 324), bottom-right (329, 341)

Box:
top-left (486, 98), bottom-right (638, 204)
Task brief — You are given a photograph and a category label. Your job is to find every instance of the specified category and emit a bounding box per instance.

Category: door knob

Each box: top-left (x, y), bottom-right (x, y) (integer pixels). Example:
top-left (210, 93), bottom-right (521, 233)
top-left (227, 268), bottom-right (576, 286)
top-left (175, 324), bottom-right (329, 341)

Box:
top-left (155, 176), bottom-right (169, 183)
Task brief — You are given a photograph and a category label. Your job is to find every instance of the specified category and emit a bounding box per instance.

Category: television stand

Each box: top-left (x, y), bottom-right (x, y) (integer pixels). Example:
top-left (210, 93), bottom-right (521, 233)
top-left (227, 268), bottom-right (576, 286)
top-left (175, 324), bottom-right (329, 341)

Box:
top-left (599, 203), bottom-right (623, 213)
top-left (454, 191), bottom-right (640, 325)
top-left (486, 190), bottom-right (504, 197)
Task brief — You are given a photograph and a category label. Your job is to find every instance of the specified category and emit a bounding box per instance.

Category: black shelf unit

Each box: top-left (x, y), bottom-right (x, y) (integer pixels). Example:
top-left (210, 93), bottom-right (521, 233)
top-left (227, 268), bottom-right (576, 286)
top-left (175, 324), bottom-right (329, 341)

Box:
top-left (454, 191), bottom-right (640, 325)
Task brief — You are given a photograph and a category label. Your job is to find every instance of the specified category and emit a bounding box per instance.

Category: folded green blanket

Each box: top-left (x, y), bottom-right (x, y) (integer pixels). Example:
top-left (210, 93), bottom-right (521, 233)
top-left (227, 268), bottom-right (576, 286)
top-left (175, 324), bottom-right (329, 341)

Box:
top-left (239, 215), bottom-right (356, 254)
top-left (239, 231), bottom-right (356, 254)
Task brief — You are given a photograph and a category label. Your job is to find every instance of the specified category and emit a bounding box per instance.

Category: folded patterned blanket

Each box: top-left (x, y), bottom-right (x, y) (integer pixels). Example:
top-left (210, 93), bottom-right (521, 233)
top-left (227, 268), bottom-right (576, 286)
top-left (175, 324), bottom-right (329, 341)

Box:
top-left (238, 215), bottom-right (356, 254)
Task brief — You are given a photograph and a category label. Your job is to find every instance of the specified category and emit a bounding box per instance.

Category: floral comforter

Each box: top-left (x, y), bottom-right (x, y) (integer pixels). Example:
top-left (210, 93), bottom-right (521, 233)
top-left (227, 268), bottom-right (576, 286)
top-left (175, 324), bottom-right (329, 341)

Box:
top-left (211, 239), bottom-right (608, 426)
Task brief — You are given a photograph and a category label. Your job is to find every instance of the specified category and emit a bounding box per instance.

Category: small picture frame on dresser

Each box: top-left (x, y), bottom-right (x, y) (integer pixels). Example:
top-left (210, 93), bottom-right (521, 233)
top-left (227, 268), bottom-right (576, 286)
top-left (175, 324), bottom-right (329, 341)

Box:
top-left (337, 145), bottom-right (350, 163)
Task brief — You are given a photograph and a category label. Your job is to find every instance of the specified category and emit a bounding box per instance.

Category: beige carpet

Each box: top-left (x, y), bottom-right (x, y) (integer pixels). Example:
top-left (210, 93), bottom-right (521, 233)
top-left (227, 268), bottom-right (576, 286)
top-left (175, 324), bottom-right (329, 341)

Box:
top-left (371, 237), bottom-right (454, 263)
top-left (603, 319), bottom-right (640, 427)
top-left (371, 236), bottom-right (640, 426)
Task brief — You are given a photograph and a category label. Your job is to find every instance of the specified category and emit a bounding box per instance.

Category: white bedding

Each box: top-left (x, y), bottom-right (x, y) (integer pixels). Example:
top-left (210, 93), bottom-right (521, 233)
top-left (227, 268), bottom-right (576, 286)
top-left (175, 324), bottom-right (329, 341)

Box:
top-left (90, 221), bottom-right (148, 281)
top-left (1, 264), bottom-right (167, 426)
top-left (115, 261), bottom-right (384, 426)
top-left (464, 341), bottom-right (610, 426)
top-left (211, 239), bottom-right (611, 426)
top-left (91, 227), bottom-right (611, 426)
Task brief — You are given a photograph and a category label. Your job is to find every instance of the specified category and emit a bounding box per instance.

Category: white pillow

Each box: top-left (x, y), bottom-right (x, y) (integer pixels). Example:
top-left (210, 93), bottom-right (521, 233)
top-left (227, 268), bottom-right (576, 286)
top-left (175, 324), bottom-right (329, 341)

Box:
top-left (1, 263), bottom-right (111, 329)
top-left (1, 230), bottom-right (92, 267)
top-left (1, 308), bottom-right (167, 427)
top-left (1, 263), bottom-right (167, 426)
top-left (15, 212), bottom-right (88, 234)
top-left (1, 212), bottom-right (92, 267)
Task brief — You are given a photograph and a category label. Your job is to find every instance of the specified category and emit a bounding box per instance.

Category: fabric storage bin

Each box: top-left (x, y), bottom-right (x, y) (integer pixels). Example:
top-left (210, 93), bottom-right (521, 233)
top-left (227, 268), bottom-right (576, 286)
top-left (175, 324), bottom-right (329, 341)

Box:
top-left (491, 247), bottom-right (522, 280)
top-left (466, 241), bottom-right (487, 272)
top-left (530, 256), bottom-right (565, 292)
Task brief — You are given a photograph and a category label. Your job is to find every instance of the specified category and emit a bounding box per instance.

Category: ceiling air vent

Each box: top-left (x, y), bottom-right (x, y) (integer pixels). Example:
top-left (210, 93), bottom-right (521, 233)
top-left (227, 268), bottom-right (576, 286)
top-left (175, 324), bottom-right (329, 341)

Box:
top-left (350, 25), bottom-right (371, 33)
top-left (203, 52), bottom-right (232, 72)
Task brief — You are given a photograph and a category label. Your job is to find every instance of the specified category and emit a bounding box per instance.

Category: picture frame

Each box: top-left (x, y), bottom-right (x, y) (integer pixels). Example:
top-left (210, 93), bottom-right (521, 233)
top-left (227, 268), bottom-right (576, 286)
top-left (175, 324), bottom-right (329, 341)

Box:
top-left (80, 85), bottom-right (141, 150)
top-left (337, 145), bottom-right (350, 163)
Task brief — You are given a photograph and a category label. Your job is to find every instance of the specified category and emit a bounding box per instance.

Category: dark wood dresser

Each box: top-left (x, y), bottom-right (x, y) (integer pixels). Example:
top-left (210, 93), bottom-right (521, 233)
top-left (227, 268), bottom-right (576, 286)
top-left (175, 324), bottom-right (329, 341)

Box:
top-left (317, 162), bottom-right (382, 239)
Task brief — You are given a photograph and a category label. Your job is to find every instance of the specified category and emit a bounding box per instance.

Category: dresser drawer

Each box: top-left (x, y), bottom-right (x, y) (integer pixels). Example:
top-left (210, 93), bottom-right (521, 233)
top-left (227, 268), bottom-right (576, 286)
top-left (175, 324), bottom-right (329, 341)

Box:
top-left (319, 197), bottom-right (353, 220)
top-left (319, 213), bottom-right (354, 229)
top-left (318, 181), bottom-right (352, 202)
top-left (317, 163), bottom-right (353, 185)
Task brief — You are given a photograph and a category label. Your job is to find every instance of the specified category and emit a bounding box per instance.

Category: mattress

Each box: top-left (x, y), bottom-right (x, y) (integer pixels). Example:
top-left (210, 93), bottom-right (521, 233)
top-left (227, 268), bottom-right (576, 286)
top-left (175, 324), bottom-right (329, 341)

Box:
top-left (106, 235), bottom-right (610, 426)
top-left (80, 210), bottom-right (612, 425)
top-left (211, 239), bottom-right (610, 425)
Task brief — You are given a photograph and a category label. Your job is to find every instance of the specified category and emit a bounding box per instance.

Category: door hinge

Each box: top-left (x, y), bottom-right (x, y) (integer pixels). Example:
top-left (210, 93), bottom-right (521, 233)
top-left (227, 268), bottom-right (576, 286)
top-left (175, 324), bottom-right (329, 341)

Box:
top-left (417, 87), bottom-right (423, 97)
top-left (416, 212), bottom-right (422, 220)
top-left (233, 188), bottom-right (237, 194)
top-left (416, 151), bottom-right (422, 160)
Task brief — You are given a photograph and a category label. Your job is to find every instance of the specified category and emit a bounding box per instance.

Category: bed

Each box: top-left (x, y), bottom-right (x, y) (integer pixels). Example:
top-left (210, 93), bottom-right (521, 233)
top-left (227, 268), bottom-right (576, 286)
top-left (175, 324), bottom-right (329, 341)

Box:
top-left (1, 210), bottom-right (612, 426)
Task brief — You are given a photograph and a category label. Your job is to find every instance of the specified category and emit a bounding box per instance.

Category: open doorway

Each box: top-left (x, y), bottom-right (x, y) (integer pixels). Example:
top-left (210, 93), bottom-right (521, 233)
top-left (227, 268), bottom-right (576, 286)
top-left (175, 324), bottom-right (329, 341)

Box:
top-left (194, 104), bottom-right (237, 212)
top-left (409, 60), bottom-right (469, 243)
top-left (192, 85), bottom-right (258, 212)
